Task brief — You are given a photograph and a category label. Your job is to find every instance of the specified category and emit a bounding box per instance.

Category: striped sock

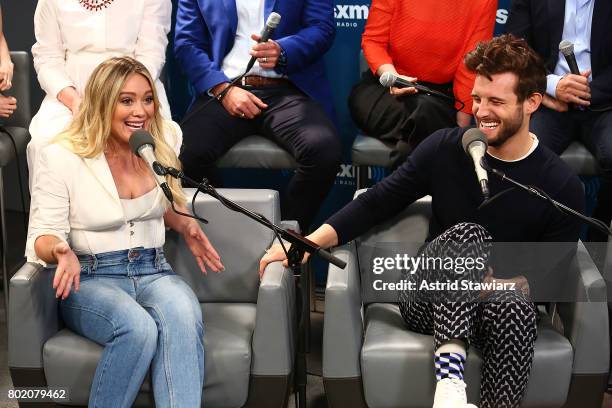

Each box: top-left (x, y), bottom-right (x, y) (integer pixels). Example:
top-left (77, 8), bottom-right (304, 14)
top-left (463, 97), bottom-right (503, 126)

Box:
top-left (434, 352), bottom-right (466, 381)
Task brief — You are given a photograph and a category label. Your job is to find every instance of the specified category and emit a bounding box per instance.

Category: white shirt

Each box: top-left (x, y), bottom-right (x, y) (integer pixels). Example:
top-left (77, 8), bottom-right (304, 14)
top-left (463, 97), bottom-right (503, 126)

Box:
top-left (25, 129), bottom-right (181, 265)
top-left (546, 0), bottom-right (594, 97)
top-left (32, 0), bottom-right (171, 98)
top-left (221, 0), bottom-right (283, 79)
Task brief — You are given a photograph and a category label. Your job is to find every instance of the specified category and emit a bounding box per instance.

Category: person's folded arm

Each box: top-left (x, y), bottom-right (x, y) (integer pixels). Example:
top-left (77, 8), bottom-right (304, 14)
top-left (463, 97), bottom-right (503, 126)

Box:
top-left (174, 0), bottom-right (230, 95)
top-left (26, 146), bottom-right (71, 267)
top-left (134, 0), bottom-right (171, 82)
top-left (361, 0), bottom-right (395, 75)
top-left (31, 0), bottom-right (75, 102)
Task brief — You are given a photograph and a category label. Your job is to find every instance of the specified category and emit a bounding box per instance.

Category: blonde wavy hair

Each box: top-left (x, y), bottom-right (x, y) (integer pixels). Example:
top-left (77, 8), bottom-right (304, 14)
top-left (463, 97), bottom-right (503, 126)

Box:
top-left (55, 56), bottom-right (185, 205)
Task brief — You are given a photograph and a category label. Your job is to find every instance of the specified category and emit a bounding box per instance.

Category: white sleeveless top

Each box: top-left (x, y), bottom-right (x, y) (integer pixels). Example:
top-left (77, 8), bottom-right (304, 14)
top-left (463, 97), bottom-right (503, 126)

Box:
top-left (116, 188), bottom-right (166, 251)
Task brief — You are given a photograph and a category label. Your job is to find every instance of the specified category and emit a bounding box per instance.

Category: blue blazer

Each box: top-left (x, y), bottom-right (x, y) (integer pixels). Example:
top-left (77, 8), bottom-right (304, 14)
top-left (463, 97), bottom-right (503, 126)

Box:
top-left (174, 0), bottom-right (337, 120)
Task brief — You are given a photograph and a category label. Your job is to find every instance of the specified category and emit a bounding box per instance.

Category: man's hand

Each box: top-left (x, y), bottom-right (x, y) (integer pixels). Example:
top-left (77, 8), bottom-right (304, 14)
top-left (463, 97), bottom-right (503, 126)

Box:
top-left (480, 268), bottom-right (530, 299)
top-left (249, 34), bottom-right (281, 69)
top-left (555, 70), bottom-right (591, 106)
top-left (183, 220), bottom-right (224, 274)
top-left (389, 73), bottom-right (418, 97)
top-left (221, 86), bottom-right (268, 119)
top-left (542, 94), bottom-right (568, 112)
top-left (0, 94), bottom-right (16, 118)
top-left (52, 242), bottom-right (81, 300)
top-left (0, 60), bottom-right (13, 91)
top-left (259, 243), bottom-right (310, 280)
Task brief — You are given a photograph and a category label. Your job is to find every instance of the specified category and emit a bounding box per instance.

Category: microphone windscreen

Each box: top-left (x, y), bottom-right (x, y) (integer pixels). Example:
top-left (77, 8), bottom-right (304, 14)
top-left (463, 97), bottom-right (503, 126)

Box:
top-left (559, 40), bottom-right (574, 56)
top-left (129, 129), bottom-right (155, 157)
top-left (462, 128), bottom-right (487, 154)
top-left (379, 72), bottom-right (396, 88)
top-left (267, 12), bottom-right (281, 28)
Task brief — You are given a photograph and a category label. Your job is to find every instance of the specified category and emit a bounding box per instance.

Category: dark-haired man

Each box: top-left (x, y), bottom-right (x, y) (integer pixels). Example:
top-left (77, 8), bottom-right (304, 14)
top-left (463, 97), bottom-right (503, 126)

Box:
top-left (262, 35), bottom-right (584, 408)
top-left (507, 0), bottom-right (612, 241)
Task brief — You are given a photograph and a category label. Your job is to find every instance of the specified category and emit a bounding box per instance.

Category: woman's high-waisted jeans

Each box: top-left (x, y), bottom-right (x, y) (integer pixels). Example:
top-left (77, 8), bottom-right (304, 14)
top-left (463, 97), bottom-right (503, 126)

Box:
top-left (60, 247), bottom-right (204, 408)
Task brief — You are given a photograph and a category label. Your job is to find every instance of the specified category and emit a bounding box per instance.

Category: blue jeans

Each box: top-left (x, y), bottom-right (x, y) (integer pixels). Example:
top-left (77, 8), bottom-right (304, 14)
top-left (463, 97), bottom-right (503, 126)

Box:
top-left (60, 248), bottom-right (204, 408)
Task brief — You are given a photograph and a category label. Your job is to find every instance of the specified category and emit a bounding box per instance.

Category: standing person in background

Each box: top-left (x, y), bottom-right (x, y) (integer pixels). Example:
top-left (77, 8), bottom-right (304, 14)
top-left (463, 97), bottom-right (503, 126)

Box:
top-left (507, 0), bottom-right (612, 242)
top-left (174, 0), bottom-right (342, 232)
top-left (0, 5), bottom-right (16, 118)
top-left (349, 0), bottom-right (497, 166)
top-left (28, 0), bottom-right (179, 186)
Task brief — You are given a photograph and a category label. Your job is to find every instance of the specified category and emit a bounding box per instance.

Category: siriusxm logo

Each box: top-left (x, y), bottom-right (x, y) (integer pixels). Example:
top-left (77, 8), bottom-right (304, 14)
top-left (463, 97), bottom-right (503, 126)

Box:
top-left (335, 164), bottom-right (385, 186)
top-left (334, 4), bottom-right (369, 28)
top-left (335, 4), bottom-right (369, 24)
top-left (496, 9), bottom-right (508, 24)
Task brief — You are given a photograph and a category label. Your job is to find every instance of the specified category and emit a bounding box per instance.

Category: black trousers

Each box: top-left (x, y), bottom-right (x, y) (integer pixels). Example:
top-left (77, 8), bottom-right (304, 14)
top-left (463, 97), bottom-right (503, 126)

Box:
top-left (348, 71), bottom-right (456, 166)
top-left (179, 84), bottom-right (342, 230)
top-left (399, 223), bottom-right (538, 408)
top-left (530, 106), bottom-right (612, 241)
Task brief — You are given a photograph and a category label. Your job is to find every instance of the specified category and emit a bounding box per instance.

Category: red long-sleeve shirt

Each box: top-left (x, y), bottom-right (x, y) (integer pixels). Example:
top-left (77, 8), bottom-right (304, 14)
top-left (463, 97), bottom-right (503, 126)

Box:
top-left (362, 0), bottom-right (497, 113)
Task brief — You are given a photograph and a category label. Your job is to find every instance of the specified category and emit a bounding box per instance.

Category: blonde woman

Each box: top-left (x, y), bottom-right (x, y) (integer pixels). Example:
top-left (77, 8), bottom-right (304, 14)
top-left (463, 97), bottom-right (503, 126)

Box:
top-left (26, 57), bottom-right (223, 408)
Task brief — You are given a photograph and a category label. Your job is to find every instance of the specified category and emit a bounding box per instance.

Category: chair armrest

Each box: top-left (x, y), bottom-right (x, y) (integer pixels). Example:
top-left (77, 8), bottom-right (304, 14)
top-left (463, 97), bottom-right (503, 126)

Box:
top-left (8, 263), bottom-right (60, 368)
top-left (280, 220), bottom-right (300, 234)
top-left (323, 242), bottom-right (363, 378)
top-left (557, 241), bottom-right (609, 375)
top-left (252, 261), bottom-right (296, 376)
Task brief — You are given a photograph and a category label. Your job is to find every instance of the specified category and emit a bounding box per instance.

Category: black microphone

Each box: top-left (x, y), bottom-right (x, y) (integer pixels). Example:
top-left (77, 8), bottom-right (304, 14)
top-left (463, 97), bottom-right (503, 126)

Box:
top-left (462, 128), bottom-right (489, 200)
top-left (379, 72), bottom-right (440, 94)
top-left (128, 130), bottom-right (174, 203)
top-left (559, 40), bottom-right (580, 75)
top-left (246, 12), bottom-right (282, 72)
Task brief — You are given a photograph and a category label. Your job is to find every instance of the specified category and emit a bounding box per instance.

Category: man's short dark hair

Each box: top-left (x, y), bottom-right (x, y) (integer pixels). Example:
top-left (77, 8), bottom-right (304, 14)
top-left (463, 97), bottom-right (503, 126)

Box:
top-left (465, 34), bottom-right (546, 102)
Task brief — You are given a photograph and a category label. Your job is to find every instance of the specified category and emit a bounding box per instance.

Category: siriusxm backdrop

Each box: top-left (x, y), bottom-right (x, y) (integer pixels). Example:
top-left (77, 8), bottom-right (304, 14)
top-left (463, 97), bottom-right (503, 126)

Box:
top-left (2, 1), bottom-right (596, 277)
top-left (164, 0), bottom-right (514, 281)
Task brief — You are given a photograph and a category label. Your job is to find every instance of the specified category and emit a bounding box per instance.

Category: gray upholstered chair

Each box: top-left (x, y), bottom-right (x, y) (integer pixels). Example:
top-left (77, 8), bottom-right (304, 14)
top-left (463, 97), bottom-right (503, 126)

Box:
top-left (352, 134), bottom-right (599, 189)
top-left (0, 51), bottom-right (31, 315)
top-left (322, 191), bottom-right (608, 408)
top-left (9, 189), bottom-right (296, 407)
top-left (217, 135), bottom-right (298, 170)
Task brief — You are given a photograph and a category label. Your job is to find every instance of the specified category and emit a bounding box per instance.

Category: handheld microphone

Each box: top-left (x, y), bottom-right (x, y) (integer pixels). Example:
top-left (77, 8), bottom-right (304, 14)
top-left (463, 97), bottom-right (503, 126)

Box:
top-left (559, 40), bottom-right (580, 75)
top-left (462, 128), bottom-right (490, 200)
top-left (128, 130), bottom-right (174, 203)
top-left (246, 12), bottom-right (282, 72)
top-left (379, 72), bottom-right (439, 94)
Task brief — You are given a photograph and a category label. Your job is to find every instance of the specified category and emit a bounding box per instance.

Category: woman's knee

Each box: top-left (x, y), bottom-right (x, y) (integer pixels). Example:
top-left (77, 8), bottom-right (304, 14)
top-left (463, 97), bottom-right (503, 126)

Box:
top-left (146, 277), bottom-right (203, 333)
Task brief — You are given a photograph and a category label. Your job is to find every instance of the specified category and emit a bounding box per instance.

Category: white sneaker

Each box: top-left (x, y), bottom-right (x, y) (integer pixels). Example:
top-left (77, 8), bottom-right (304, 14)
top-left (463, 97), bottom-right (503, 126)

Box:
top-left (432, 378), bottom-right (478, 408)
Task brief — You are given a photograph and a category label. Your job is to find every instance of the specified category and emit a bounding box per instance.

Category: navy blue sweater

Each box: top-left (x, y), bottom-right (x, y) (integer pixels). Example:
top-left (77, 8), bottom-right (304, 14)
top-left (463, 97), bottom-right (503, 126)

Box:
top-left (328, 127), bottom-right (585, 245)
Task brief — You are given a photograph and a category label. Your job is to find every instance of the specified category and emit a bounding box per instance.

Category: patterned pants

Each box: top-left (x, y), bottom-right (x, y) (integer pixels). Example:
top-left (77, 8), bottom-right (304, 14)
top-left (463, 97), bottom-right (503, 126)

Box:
top-left (398, 223), bottom-right (538, 408)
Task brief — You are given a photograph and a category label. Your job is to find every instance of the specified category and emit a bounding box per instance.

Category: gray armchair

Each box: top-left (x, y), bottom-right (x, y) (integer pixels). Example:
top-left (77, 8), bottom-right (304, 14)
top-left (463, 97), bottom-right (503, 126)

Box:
top-left (1, 51), bottom-right (31, 315)
top-left (323, 192), bottom-right (608, 408)
top-left (9, 189), bottom-right (296, 407)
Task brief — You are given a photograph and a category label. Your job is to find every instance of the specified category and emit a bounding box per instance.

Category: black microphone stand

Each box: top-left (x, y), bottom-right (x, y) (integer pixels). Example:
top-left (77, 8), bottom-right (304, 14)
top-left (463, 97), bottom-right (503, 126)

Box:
top-left (157, 164), bottom-right (346, 408)
top-left (481, 159), bottom-right (612, 236)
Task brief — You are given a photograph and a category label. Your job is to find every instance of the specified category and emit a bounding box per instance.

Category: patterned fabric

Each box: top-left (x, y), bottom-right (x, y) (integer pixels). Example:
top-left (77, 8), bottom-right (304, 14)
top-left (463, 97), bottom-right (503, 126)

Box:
top-left (399, 222), bottom-right (538, 408)
top-left (435, 352), bottom-right (466, 381)
top-left (78, 0), bottom-right (114, 11)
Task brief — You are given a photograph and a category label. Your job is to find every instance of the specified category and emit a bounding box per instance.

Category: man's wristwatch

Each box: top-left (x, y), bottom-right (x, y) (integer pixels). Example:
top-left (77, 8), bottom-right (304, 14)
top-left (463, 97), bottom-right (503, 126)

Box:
top-left (277, 48), bottom-right (288, 70)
